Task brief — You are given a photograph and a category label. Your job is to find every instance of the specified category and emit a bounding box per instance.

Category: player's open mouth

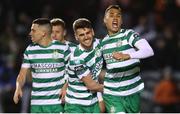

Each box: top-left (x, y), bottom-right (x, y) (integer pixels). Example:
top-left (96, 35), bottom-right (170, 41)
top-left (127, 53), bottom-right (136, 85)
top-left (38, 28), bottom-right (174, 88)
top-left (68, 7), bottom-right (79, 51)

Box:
top-left (112, 21), bottom-right (118, 28)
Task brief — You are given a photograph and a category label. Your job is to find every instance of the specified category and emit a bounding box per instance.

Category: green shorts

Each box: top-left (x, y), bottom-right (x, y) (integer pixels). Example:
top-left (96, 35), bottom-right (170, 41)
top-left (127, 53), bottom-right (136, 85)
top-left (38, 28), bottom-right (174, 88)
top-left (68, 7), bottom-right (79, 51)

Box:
top-left (64, 102), bottom-right (100, 113)
top-left (103, 92), bottom-right (140, 113)
top-left (31, 104), bottom-right (64, 113)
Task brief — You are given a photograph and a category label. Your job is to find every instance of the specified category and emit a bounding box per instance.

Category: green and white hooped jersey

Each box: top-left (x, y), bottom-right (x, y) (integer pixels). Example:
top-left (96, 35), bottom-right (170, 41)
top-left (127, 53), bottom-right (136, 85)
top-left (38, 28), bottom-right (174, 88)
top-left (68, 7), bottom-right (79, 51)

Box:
top-left (64, 41), bottom-right (77, 81)
top-left (22, 40), bottom-right (70, 106)
top-left (101, 29), bottom-right (144, 96)
top-left (65, 39), bottom-right (103, 106)
top-left (65, 41), bottom-right (77, 53)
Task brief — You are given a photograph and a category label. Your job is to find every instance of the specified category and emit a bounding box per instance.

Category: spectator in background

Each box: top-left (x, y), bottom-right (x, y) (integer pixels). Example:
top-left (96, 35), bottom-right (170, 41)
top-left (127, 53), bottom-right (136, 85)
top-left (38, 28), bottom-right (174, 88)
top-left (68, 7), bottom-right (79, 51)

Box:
top-left (154, 67), bottom-right (180, 113)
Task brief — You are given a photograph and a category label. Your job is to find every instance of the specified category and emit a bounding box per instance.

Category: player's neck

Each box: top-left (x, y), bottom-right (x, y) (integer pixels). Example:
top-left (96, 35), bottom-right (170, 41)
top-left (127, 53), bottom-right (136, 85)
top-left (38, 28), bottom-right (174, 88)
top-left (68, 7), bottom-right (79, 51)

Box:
top-left (60, 39), bottom-right (66, 43)
top-left (39, 37), bottom-right (52, 47)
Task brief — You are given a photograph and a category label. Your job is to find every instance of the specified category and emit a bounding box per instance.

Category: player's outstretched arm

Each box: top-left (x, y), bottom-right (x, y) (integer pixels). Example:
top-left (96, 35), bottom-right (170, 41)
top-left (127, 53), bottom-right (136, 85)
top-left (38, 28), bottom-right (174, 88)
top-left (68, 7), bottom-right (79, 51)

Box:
top-left (13, 68), bottom-right (29, 104)
top-left (81, 74), bottom-right (104, 92)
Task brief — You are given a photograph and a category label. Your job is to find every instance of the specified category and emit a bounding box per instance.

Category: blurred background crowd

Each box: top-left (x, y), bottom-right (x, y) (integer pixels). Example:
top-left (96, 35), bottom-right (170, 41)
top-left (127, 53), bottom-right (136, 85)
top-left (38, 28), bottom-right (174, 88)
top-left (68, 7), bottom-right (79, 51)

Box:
top-left (0, 0), bottom-right (180, 113)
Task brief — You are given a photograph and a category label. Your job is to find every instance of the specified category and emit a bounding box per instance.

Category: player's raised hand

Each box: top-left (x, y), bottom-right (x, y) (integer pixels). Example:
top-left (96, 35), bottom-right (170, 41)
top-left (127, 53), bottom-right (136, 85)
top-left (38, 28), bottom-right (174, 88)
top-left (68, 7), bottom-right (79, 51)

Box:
top-left (112, 52), bottom-right (130, 61)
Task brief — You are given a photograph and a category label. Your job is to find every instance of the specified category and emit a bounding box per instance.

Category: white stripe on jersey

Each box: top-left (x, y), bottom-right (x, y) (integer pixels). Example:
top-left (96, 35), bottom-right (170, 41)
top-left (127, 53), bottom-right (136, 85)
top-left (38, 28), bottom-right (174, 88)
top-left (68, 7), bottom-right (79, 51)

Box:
top-left (28, 53), bottom-right (64, 59)
top-left (69, 84), bottom-right (88, 91)
top-left (33, 79), bottom-right (64, 88)
top-left (104, 76), bottom-right (141, 87)
top-left (103, 40), bottom-right (128, 50)
top-left (65, 96), bottom-right (98, 106)
top-left (32, 71), bottom-right (64, 79)
top-left (31, 99), bottom-right (61, 105)
top-left (27, 45), bottom-right (67, 51)
top-left (67, 89), bottom-right (90, 98)
top-left (78, 69), bottom-right (90, 79)
top-left (32, 89), bottom-right (60, 96)
top-left (107, 59), bottom-right (139, 69)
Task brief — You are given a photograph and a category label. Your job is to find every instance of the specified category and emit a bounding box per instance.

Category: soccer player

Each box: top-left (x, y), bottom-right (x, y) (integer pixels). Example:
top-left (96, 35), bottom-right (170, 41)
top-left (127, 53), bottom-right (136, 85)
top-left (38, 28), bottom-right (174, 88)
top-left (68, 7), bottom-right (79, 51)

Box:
top-left (102, 5), bottom-right (154, 113)
top-left (50, 18), bottom-right (77, 103)
top-left (51, 18), bottom-right (77, 52)
top-left (64, 18), bottom-right (104, 113)
top-left (13, 18), bottom-right (70, 113)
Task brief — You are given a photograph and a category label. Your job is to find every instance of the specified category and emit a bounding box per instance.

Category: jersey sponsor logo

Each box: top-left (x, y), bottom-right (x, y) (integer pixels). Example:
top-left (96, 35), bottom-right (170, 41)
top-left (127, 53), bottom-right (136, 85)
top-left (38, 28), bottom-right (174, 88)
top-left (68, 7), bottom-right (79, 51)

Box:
top-left (104, 53), bottom-right (113, 60)
top-left (31, 63), bottom-right (64, 73)
top-left (104, 53), bottom-right (119, 64)
top-left (31, 63), bottom-right (63, 69)
top-left (35, 68), bottom-right (58, 73)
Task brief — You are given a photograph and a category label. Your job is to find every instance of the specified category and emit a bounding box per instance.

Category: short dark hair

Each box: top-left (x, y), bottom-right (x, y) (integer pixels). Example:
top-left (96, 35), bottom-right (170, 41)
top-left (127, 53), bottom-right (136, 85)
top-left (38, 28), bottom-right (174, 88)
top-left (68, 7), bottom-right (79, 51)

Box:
top-left (73, 18), bottom-right (92, 32)
top-left (32, 18), bottom-right (52, 34)
top-left (50, 18), bottom-right (65, 29)
top-left (105, 5), bottom-right (122, 15)
top-left (33, 18), bottom-right (51, 25)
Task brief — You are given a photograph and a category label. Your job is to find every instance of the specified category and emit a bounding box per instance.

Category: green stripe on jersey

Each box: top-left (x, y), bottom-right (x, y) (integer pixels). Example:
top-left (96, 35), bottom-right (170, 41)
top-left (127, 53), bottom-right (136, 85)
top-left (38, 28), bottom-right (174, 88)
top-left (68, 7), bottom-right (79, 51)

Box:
top-left (103, 44), bottom-right (131, 54)
top-left (68, 86), bottom-right (89, 93)
top-left (25, 49), bottom-right (64, 54)
top-left (33, 76), bottom-right (64, 83)
top-left (31, 94), bottom-right (59, 99)
top-left (32, 84), bottom-right (63, 91)
top-left (104, 72), bottom-right (140, 83)
top-left (107, 62), bottom-right (140, 73)
top-left (104, 79), bottom-right (143, 92)
top-left (66, 93), bottom-right (97, 100)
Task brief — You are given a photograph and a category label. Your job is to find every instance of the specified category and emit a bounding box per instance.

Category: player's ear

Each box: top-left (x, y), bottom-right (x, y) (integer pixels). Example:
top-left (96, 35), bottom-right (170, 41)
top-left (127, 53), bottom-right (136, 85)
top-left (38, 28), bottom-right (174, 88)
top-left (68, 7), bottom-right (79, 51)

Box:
top-left (120, 16), bottom-right (123, 25)
top-left (42, 31), bottom-right (46, 38)
top-left (63, 30), bottom-right (67, 37)
top-left (74, 33), bottom-right (78, 41)
top-left (103, 16), bottom-right (106, 24)
top-left (91, 29), bottom-right (95, 36)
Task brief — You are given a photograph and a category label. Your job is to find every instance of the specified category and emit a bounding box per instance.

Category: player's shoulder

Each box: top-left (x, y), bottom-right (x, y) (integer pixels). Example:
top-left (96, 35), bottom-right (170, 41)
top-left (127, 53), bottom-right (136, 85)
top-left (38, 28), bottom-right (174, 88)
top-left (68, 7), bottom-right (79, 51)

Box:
top-left (69, 48), bottom-right (85, 66)
top-left (26, 43), bottom-right (38, 50)
top-left (52, 40), bottom-right (66, 46)
top-left (123, 29), bottom-right (136, 35)
top-left (72, 45), bottom-right (81, 56)
top-left (66, 41), bottom-right (77, 47)
top-left (93, 38), bottom-right (101, 44)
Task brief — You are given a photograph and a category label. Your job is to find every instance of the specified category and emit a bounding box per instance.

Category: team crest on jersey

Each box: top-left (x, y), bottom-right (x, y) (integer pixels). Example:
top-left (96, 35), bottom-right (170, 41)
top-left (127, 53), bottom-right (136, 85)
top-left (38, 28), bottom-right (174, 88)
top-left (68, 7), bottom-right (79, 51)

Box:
top-left (74, 59), bottom-right (81, 64)
top-left (52, 50), bottom-right (59, 59)
top-left (110, 106), bottom-right (116, 113)
top-left (95, 49), bottom-right (101, 57)
top-left (116, 40), bottom-right (122, 47)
